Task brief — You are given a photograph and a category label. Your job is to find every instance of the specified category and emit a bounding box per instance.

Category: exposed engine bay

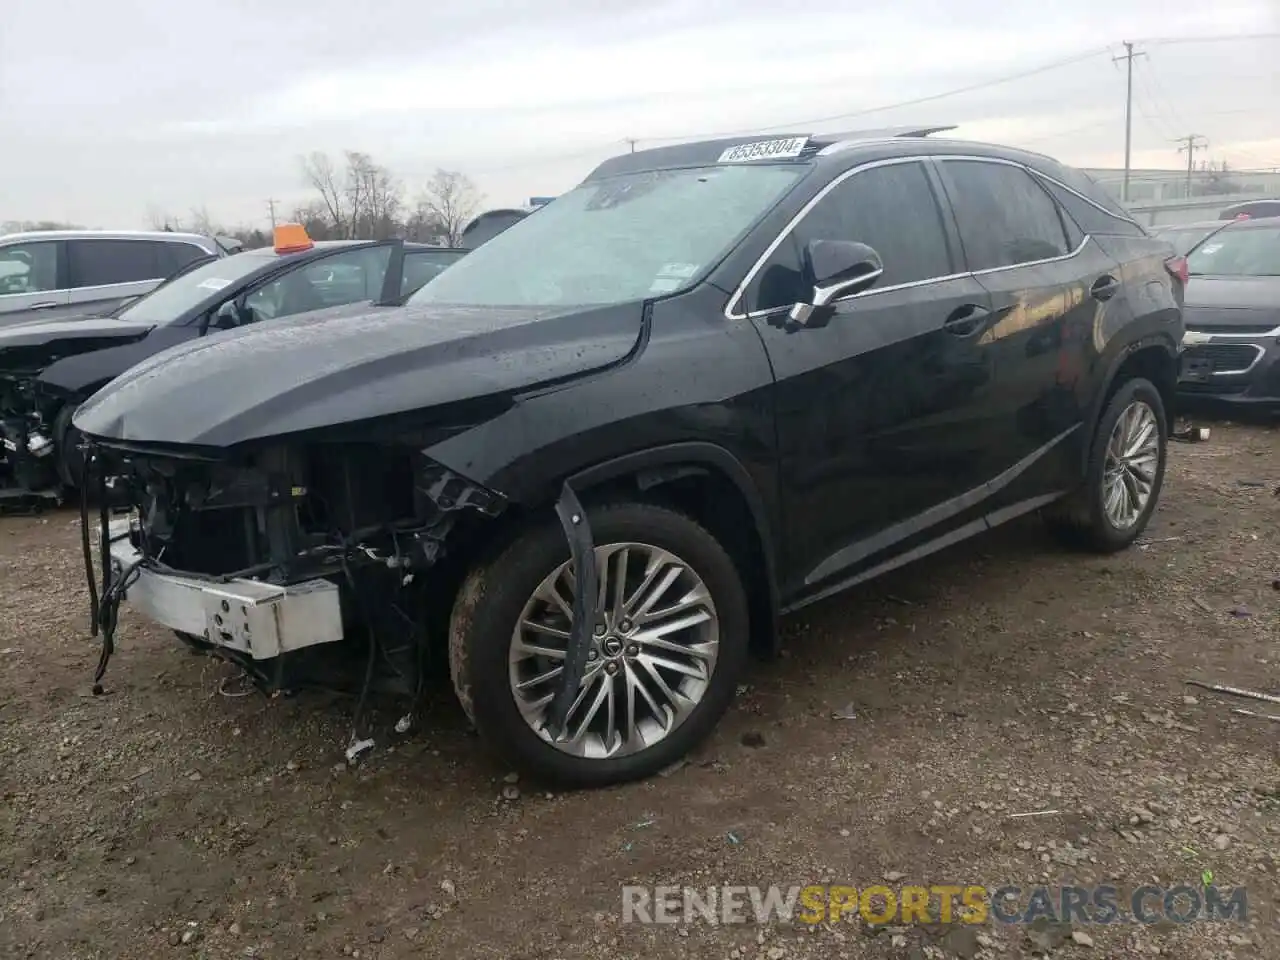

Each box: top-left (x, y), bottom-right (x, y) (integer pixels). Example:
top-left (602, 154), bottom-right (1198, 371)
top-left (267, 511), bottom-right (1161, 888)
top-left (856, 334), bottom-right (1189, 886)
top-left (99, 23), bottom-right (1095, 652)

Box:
top-left (82, 439), bottom-right (508, 750)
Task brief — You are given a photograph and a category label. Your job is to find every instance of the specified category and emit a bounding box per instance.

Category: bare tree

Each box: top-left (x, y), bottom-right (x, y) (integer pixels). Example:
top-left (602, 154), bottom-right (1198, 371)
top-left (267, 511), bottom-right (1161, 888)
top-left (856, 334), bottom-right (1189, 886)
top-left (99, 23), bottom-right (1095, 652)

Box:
top-left (146, 206), bottom-right (183, 232)
top-left (290, 200), bottom-right (338, 241)
top-left (187, 206), bottom-right (220, 237)
top-left (415, 170), bottom-right (482, 246)
top-left (3, 219), bottom-right (82, 233)
top-left (345, 151), bottom-right (403, 240)
top-left (301, 151), bottom-right (350, 238)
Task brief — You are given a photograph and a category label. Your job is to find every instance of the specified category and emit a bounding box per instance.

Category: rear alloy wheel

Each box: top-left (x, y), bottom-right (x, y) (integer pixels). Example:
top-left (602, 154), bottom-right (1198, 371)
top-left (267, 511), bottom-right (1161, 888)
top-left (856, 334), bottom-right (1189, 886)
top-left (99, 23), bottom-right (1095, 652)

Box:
top-left (450, 501), bottom-right (749, 786)
top-left (1045, 376), bottom-right (1168, 552)
top-left (1101, 399), bottom-right (1160, 531)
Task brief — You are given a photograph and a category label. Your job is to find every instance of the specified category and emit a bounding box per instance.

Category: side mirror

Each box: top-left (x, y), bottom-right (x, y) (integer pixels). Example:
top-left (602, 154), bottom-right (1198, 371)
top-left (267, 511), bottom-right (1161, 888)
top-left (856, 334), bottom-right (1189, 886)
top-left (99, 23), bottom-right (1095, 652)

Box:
top-left (787, 240), bottom-right (884, 328)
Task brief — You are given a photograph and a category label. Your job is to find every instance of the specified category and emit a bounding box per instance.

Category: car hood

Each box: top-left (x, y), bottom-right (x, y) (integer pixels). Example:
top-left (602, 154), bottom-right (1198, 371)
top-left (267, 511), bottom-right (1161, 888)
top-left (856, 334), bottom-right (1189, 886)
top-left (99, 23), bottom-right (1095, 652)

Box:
top-left (1185, 274), bottom-right (1280, 309)
top-left (0, 315), bottom-right (155, 374)
top-left (74, 299), bottom-right (646, 447)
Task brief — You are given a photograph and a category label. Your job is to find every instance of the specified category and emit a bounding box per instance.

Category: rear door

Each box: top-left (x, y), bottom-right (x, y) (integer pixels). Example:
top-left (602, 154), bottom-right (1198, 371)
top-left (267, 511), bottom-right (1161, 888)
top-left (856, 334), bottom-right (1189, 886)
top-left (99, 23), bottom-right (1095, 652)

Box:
top-left (0, 239), bottom-right (70, 326)
top-left (744, 158), bottom-right (1003, 598)
top-left (67, 239), bottom-right (169, 317)
top-left (934, 157), bottom-right (1118, 507)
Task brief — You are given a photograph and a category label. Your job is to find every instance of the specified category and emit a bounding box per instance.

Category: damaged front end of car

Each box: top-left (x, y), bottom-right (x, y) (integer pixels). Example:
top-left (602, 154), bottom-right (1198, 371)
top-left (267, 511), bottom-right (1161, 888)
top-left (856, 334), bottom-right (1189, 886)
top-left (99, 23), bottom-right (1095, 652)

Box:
top-left (0, 372), bottom-right (62, 505)
top-left (82, 435), bottom-right (509, 745)
top-left (0, 326), bottom-right (155, 506)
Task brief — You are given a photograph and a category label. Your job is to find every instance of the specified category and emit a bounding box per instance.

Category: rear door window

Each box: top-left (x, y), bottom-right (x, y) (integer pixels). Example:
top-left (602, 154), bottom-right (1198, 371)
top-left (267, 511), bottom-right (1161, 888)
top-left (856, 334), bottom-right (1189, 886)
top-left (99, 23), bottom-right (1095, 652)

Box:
top-left (939, 161), bottom-right (1072, 271)
top-left (0, 241), bottom-right (61, 294)
top-left (68, 239), bottom-right (164, 288)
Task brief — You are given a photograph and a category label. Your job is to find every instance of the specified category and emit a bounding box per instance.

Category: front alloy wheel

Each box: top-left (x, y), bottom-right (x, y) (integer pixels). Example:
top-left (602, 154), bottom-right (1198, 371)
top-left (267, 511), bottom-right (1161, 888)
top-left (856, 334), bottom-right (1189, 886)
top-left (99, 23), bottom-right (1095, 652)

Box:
top-left (450, 501), bottom-right (749, 786)
top-left (510, 542), bottom-right (720, 759)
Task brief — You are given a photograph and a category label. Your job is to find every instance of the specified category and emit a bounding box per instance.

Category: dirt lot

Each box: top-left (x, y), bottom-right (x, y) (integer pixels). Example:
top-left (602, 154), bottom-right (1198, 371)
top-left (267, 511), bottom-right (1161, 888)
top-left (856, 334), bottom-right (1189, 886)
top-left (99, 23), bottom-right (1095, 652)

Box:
top-left (2, 421), bottom-right (1278, 960)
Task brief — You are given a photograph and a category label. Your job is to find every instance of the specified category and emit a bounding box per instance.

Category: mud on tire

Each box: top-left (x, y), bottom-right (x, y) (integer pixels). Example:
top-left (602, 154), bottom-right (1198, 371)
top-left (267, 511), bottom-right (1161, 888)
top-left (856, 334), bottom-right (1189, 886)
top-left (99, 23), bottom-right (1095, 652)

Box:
top-left (448, 500), bottom-right (750, 787)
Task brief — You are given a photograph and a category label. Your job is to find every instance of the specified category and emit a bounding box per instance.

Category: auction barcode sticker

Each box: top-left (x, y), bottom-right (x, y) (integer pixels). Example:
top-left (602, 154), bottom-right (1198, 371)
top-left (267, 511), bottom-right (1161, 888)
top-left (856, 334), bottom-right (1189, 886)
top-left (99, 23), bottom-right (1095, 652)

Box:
top-left (718, 137), bottom-right (809, 163)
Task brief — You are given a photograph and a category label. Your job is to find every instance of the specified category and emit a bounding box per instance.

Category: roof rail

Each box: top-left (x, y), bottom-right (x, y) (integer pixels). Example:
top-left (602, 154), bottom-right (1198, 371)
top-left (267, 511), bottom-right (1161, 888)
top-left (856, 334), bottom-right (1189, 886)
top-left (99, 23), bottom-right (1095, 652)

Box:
top-left (816, 125), bottom-right (956, 156)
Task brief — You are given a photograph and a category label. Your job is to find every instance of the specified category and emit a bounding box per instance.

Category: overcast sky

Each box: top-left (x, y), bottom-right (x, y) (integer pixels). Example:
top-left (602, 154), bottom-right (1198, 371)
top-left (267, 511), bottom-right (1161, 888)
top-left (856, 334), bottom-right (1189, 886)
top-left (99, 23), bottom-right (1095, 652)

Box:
top-left (1, 0), bottom-right (1277, 229)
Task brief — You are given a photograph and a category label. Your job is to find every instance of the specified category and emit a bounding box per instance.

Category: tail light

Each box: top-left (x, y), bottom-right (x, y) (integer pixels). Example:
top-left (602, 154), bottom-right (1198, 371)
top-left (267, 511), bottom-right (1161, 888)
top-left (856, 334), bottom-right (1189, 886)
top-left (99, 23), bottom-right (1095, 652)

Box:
top-left (1165, 255), bottom-right (1189, 286)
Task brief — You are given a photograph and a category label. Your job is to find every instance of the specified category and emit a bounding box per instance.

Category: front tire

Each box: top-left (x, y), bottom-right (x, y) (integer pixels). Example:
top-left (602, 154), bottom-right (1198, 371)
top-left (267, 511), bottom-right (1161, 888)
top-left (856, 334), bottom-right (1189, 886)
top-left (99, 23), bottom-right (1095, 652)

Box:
top-left (1045, 377), bottom-right (1168, 552)
top-left (53, 402), bottom-right (85, 491)
top-left (449, 500), bottom-right (749, 787)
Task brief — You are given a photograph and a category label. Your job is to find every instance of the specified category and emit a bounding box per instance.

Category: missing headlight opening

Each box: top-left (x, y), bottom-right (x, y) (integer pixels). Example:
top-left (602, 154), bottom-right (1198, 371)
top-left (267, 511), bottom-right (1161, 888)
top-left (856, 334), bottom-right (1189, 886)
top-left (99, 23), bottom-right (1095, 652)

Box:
top-left (81, 438), bottom-right (508, 753)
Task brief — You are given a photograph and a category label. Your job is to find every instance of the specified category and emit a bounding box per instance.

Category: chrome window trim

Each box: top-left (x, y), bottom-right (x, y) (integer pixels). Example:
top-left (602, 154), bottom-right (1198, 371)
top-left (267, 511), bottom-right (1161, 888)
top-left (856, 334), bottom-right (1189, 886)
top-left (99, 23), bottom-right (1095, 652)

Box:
top-left (1184, 324), bottom-right (1280, 341)
top-left (1027, 169), bottom-right (1145, 229)
top-left (724, 153), bottom-right (1092, 321)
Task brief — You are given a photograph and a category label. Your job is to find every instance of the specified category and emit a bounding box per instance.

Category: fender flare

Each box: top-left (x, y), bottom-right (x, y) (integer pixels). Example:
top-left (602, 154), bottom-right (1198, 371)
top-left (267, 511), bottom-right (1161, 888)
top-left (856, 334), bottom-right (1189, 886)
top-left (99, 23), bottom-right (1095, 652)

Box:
top-left (565, 440), bottom-right (782, 654)
top-left (1081, 333), bottom-right (1179, 472)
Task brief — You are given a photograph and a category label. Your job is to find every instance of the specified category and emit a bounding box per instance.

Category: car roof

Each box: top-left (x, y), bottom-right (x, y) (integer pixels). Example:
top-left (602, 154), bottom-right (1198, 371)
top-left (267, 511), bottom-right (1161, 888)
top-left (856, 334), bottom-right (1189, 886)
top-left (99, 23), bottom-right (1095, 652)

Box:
top-left (0, 229), bottom-right (216, 245)
top-left (584, 126), bottom-right (959, 180)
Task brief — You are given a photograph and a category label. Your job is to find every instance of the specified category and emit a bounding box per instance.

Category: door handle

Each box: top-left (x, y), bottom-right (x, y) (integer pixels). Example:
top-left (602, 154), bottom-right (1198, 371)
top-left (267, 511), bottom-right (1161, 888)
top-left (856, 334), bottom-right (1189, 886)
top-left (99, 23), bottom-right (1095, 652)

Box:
top-left (1090, 275), bottom-right (1120, 302)
top-left (29, 301), bottom-right (58, 309)
top-left (942, 303), bottom-right (991, 336)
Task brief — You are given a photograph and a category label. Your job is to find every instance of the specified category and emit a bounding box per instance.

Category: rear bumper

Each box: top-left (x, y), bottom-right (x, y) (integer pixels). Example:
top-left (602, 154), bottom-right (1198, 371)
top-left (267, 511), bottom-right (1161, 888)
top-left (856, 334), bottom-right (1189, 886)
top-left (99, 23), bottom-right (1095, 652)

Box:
top-left (103, 518), bottom-right (344, 659)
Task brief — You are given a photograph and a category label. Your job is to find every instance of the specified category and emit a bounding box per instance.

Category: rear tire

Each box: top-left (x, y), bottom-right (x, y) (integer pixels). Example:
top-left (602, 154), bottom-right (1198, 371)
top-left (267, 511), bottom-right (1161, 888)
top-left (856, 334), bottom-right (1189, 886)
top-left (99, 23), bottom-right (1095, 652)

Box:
top-left (449, 500), bottom-right (749, 787)
top-left (1044, 377), bottom-right (1167, 552)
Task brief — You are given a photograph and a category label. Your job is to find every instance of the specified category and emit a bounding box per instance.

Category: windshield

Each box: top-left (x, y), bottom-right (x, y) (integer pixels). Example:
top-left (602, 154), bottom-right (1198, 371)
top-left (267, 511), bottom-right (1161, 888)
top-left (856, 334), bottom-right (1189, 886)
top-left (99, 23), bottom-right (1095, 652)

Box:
top-left (1186, 224), bottom-right (1280, 277)
top-left (115, 252), bottom-right (271, 324)
top-left (408, 164), bottom-right (806, 308)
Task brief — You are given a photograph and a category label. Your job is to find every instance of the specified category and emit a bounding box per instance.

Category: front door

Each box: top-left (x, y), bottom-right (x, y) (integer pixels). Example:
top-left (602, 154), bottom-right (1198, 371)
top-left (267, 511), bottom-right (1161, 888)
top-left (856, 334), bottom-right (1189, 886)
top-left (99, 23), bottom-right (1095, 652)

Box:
top-left (742, 159), bottom-right (1002, 600)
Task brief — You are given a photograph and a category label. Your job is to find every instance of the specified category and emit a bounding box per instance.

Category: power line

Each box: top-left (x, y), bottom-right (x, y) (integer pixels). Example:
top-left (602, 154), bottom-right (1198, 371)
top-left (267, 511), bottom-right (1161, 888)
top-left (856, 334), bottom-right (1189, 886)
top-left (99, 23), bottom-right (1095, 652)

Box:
top-left (1138, 56), bottom-right (1190, 132)
top-left (1139, 32), bottom-right (1280, 46)
top-left (641, 46), bottom-right (1113, 144)
top-left (455, 34), bottom-right (1280, 177)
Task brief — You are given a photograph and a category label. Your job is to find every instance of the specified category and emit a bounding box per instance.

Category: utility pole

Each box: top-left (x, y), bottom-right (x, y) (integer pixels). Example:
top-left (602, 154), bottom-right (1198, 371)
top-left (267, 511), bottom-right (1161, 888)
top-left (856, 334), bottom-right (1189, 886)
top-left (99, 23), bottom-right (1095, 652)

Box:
top-left (266, 198), bottom-right (279, 229)
top-left (624, 138), bottom-right (638, 154)
top-left (1113, 41), bottom-right (1145, 204)
top-left (1175, 135), bottom-right (1208, 198)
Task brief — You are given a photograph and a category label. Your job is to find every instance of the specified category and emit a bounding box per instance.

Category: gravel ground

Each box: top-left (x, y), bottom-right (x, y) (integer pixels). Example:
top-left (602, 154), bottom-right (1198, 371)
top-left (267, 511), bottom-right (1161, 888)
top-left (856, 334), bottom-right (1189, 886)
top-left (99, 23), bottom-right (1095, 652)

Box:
top-left (1, 421), bottom-right (1277, 960)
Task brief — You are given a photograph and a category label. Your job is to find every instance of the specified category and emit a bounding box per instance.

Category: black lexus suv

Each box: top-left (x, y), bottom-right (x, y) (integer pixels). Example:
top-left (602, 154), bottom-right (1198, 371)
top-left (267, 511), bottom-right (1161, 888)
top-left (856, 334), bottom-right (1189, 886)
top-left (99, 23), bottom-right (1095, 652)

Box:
top-left (74, 128), bottom-right (1184, 786)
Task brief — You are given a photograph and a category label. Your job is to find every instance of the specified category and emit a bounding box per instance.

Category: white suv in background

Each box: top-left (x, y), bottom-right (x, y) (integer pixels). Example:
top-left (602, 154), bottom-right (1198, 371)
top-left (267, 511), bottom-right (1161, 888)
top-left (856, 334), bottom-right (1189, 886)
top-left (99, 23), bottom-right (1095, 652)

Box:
top-left (0, 230), bottom-right (241, 327)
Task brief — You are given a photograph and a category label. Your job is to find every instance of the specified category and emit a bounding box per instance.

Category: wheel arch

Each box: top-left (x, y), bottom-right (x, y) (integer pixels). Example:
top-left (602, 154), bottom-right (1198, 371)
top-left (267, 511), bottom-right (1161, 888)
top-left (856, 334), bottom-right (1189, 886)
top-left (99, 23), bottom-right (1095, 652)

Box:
top-left (1083, 335), bottom-right (1178, 473)
top-left (564, 442), bottom-right (781, 659)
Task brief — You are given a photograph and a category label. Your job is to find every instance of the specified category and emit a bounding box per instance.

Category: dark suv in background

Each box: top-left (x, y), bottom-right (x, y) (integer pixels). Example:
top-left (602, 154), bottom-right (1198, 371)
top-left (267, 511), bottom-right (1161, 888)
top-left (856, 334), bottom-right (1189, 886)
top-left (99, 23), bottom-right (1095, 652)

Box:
top-left (77, 129), bottom-right (1184, 786)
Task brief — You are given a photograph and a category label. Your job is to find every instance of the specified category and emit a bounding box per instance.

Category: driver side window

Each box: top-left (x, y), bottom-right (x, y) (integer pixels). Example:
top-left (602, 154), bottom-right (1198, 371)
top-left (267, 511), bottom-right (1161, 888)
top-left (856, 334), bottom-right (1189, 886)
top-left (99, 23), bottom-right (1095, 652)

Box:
top-left (242, 246), bottom-right (393, 325)
top-left (744, 161), bottom-right (954, 313)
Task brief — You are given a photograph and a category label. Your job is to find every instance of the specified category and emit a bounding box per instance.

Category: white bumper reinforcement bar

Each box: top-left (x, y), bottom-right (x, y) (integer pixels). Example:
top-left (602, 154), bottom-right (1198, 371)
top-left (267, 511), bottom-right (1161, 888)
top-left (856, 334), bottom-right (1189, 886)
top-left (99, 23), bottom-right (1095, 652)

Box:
top-left (103, 518), bottom-right (344, 660)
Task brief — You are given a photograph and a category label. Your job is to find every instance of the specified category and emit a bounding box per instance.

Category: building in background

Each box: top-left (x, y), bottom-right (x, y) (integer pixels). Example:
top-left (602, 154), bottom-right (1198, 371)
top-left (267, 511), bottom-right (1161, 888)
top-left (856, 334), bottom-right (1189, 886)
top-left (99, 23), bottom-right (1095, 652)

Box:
top-left (1083, 166), bottom-right (1280, 227)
